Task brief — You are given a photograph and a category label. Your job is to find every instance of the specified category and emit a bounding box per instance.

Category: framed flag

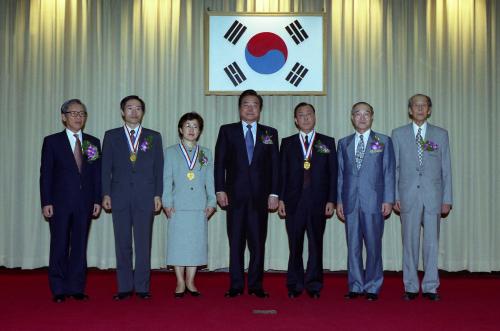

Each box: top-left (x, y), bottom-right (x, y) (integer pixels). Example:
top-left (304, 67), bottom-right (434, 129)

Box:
top-left (205, 12), bottom-right (326, 95)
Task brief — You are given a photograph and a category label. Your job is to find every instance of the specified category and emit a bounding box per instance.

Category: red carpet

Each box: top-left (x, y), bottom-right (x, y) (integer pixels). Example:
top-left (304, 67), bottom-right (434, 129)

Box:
top-left (1, 269), bottom-right (499, 331)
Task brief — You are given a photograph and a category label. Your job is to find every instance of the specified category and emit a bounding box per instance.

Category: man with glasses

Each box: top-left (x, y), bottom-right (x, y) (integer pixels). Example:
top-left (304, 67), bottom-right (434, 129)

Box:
top-left (40, 99), bottom-right (102, 303)
top-left (102, 95), bottom-right (163, 300)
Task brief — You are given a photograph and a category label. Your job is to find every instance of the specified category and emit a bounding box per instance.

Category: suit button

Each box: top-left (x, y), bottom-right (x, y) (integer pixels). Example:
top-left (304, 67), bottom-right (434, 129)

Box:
top-left (417, 185), bottom-right (420, 188)
top-left (419, 173), bottom-right (422, 176)
top-left (190, 187), bottom-right (194, 190)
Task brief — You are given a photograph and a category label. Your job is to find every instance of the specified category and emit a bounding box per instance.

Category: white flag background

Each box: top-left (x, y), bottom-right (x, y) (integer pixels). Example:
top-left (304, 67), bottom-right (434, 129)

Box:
top-left (206, 13), bottom-right (325, 95)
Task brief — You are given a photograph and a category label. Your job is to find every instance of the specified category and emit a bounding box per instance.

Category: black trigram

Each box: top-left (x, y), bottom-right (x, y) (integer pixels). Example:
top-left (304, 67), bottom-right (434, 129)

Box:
top-left (285, 20), bottom-right (309, 44)
top-left (224, 62), bottom-right (247, 86)
top-left (285, 63), bottom-right (308, 87)
top-left (223, 20), bottom-right (247, 45)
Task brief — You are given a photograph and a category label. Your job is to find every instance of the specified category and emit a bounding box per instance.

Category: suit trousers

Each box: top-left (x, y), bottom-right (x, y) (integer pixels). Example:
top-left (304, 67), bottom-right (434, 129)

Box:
top-left (401, 197), bottom-right (441, 293)
top-left (286, 188), bottom-right (326, 293)
top-left (345, 201), bottom-right (385, 294)
top-left (226, 198), bottom-right (268, 291)
top-left (112, 206), bottom-right (154, 293)
top-left (49, 207), bottom-right (91, 296)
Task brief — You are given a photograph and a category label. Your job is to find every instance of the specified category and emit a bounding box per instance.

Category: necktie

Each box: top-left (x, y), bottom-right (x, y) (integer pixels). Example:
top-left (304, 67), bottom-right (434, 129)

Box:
top-left (416, 127), bottom-right (423, 166)
top-left (245, 124), bottom-right (254, 164)
top-left (303, 134), bottom-right (311, 188)
top-left (355, 134), bottom-right (365, 170)
top-left (304, 134), bottom-right (309, 149)
top-left (74, 134), bottom-right (83, 173)
top-left (130, 130), bottom-right (136, 145)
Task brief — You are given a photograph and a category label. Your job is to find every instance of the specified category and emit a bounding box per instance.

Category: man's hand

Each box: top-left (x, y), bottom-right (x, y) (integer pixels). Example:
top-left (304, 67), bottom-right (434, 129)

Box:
top-left (325, 202), bottom-right (335, 217)
top-left (216, 192), bottom-right (229, 207)
top-left (163, 207), bottom-right (175, 219)
top-left (154, 196), bottom-right (162, 212)
top-left (278, 200), bottom-right (286, 218)
top-left (393, 200), bottom-right (401, 213)
top-left (92, 204), bottom-right (101, 218)
top-left (382, 203), bottom-right (393, 217)
top-left (102, 195), bottom-right (112, 211)
top-left (42, 205), bottom-right (53, 219)
top-left (268, 196), bottom-right (279, 211)
top-left (441, 204), bottom-right (452, 216)
top-left (336, 203), bottom-right (345, 223)
top-left (205, 207), bottom-right (216, 219)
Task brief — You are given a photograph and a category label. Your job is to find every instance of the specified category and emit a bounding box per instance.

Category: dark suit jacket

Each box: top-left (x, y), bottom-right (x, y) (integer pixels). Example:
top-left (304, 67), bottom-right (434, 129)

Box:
top-left (101, 127), bottom-right (163, 212)
top-left (40, 130), bottom-right (101, 214)
top-left (214, 122), bottom-right (279, 207)
top-left (279, 133), bottom-right (337, 215)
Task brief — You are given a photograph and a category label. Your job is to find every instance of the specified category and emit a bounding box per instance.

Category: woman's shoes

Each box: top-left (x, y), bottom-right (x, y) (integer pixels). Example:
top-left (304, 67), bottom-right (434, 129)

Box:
top-left (174, 290), bottom-right (186, 298)
top-left (186, 288), bottom-right (201, 297)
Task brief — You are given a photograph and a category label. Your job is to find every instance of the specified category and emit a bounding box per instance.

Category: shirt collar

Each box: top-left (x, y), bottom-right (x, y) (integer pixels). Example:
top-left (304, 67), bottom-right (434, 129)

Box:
top-left (355, 129), bottom-right (371, 141)
top-left (65, 128), bottom-right (82, 140)
top-left (242, 121), bottom-right (257, 130)
top-left (412, 122), bottom-right (427, 136)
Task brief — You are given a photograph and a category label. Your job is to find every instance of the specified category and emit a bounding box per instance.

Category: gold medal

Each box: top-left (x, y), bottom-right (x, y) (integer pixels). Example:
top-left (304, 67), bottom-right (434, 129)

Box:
top-left (130, 153), bottom-right (137, 162)
top-left (187, 171), bottom-right (195, 181)
top-left (304, 160), bottom-right (311, 170)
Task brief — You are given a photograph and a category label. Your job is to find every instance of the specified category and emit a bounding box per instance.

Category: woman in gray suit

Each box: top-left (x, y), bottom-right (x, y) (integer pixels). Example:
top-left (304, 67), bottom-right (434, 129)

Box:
top-left (163, 112), bottom-right (216, 298)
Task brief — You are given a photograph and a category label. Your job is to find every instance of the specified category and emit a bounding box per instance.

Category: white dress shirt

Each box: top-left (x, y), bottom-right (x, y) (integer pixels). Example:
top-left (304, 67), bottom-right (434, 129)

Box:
top-left (65, 129), bottom-right (83, 151)
top-left (412, 122), bottom-right (427, 140)
top-left (354, 129), bottom-right (371, 152)
top-left (242, 121), bottom-right (257, 145)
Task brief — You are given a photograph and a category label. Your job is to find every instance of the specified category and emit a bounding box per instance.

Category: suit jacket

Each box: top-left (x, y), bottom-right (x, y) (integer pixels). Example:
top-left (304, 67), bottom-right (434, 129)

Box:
top-left (101, 127), bottom-right (163, 212)
top-left (279, 133), bottom-right (337, 215)
top-left (214, 122), bottom-right (279, 207)
top-left (337, 131), bottom-right (395, 215)
top-left (40, 130), bottom-right (101, 213)
top-left (391, 123), bottom-right (452, 214)
top-left (162, 144), bottom-right (216, 211)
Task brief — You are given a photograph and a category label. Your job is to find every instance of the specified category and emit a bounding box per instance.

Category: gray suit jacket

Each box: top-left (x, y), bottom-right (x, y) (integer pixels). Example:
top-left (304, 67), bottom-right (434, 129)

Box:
top-left (162, 144), bottom-right (216, 211)
top-left (101, 127), bottom-right (164, 212)
top-left (337, 131), bottom-right (395, 215)
top-left (391, 123), bottom-right (452, 214)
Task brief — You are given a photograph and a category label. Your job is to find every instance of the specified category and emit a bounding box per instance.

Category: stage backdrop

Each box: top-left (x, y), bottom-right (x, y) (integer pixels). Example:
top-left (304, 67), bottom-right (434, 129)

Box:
top-left (0, 0), bottom-right (498, 272)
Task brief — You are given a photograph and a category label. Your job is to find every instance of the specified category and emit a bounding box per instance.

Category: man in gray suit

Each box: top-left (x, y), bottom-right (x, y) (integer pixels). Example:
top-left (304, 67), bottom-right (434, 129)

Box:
top-left (392, 94), bottom-right (452, 301)
top-left (337, 102), bottom-right (395, 301)
top-left (102, 95), bottom-right (164, 300)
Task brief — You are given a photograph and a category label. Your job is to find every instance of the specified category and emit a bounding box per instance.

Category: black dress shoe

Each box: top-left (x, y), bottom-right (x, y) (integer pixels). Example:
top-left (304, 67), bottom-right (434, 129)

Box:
top-left (403, 292), bottom-right (419, 301)
top-left (113, 292), bottom-right (133, 301)
top-left (288, 290), bottom-right (302, 298)
top-left (224, 288), bottom-right (243, 298)
top-left (344, 292), bottom-right (363, 299)
top-left (248, 289), bottom-right (269, 298)
top-left (136, 292), bottom-right (152, 299)
top-left (69, 293), bottom-right (89, 301)
top-left (366, 293), bottom-right (378, 301)
top-left (422, 292), bottom-right (440, 301)
top-left (186, 288), bottom-right (201, 297)
top-left (174, 290), bottom-right (186, 298)
top-left (52, 294), bottom-right (66, 303)
top-left (307, 291), bottom-right (320, 299)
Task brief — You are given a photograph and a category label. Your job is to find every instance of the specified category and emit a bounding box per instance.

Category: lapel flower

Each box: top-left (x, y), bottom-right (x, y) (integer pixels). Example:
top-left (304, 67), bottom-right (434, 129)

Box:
top-left (260, 131), bottom-right (274, 144)
top-left (369, 135), bottom-right (385, 153)
top-left (314, 140), bottom-right (330, 154)
top-left (421, 139), bottom-right (439, 151)
top-left (198, 149), bottom-right (209, 168)
top-left (82, 140), bottom-right (99, 162)
top-left (139, 136), bottom-right (153, 152)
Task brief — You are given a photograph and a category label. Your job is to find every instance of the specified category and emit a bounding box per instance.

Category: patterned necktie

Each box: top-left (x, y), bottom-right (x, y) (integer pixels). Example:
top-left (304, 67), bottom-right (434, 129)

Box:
top-left (245, 124), bottom-right (254, 164)
top-left (74, 134), bottom-right (83, 173)
top-left (416, 127), bottom-right (423, 166)
top-left (130, 130), bottom-right (136, 145)
top-left (355, 134), bottom-right (365, 170)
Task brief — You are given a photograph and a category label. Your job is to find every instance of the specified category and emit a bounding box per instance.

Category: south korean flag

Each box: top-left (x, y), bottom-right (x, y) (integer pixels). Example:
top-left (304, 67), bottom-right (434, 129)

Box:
top-left (207, 14), bottom-right (325, 94)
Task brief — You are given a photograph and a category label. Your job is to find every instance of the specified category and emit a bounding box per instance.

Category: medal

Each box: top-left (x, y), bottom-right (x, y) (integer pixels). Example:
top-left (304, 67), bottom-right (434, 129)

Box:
top-left (304, 160), bottom-right (311, 170)
top-left (124, 125), bottom-right (142, 163)
top-left (179, 142), bottom-right (199, 181)
top-left (300, 131), bottom-right (316, 171)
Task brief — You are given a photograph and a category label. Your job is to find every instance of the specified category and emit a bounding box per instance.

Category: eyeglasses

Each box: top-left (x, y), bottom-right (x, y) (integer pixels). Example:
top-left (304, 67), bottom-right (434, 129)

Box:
top-left (65, 111), bottom-right (87, 118)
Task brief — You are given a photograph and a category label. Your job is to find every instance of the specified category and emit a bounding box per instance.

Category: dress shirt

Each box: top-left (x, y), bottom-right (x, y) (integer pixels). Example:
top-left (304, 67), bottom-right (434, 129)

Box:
top-left (299, 130), bottom-right (315, 146)
top-left (354, 129), bottom-right (371, 152)
top-left (65, 129), bottom-right (83, 152)
top-left (242, 121), bottom-right (257, 145)
top-left (412, 122), bottom-right (427, 140)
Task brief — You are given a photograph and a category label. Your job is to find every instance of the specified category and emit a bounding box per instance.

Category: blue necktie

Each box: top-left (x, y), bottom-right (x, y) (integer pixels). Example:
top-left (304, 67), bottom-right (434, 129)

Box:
top-left (245, 124), bottom-right (254, 164)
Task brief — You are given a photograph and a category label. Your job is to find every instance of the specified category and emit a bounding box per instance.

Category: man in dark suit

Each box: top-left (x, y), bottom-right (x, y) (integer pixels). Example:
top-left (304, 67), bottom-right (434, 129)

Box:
top-left (214, 89), bottom-right (279, 298)
top-left (101, 95), bottom-right (163, 300)
top-left (40, 99), bottom-right (101, 303)
top-left (337, 102), bottom-right (395, 301)
top-left (278, 102), bottom-right (337, 299)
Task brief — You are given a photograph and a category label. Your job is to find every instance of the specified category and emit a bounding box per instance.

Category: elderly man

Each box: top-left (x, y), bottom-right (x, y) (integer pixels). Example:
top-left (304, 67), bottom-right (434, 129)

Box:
top-left (337, 102), bottom-right (395, 301)
top-left (392, 94), bottom-right (452, 301)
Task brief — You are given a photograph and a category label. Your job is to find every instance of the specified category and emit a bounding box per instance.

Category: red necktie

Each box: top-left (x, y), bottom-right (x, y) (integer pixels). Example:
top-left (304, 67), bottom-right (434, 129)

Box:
top-left (74, 134), bottom-right (83, 173)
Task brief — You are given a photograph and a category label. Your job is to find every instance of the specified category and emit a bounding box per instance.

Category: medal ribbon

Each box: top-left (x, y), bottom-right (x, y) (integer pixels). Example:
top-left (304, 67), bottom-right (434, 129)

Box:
top-left (179, 143), bottom-right (199, 171)
top-left (300, 131), bottom-right (316, 160)
top-left (124, 125), bottom-right (142, 155)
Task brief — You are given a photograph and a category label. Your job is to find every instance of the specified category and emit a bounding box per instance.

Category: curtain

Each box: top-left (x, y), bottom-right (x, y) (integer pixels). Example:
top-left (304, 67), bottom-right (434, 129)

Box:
top-left (0, 0), bottom-right (498, 271)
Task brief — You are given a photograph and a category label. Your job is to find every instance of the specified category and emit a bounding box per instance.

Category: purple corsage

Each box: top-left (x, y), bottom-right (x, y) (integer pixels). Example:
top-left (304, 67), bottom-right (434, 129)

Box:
top-left (81, 140), bottom-right (99, 162)
top-left (369, 136), bottom-right (385, 153)
top-left (421, 140), bottom-right (439, 151)
top-left (261, 131), bottom-right (274, 144)
top-left (314, 140), bottom-right (331, 154)
top-left (198, 149), bottom-right (209, 168)
top-left (139, 136), bottom-right (153, 152)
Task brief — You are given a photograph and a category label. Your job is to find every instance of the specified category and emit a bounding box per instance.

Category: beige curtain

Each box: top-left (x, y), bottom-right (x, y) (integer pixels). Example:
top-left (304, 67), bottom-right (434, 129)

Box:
top-left (0, 0), bottom-right (498, 271)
